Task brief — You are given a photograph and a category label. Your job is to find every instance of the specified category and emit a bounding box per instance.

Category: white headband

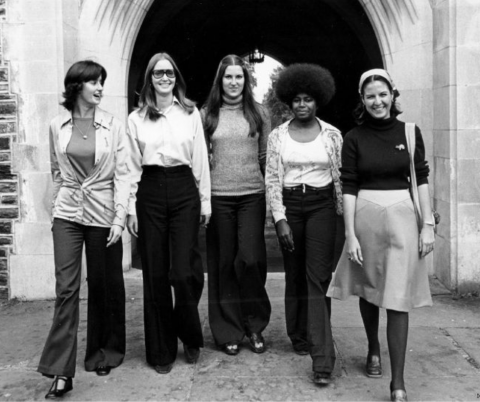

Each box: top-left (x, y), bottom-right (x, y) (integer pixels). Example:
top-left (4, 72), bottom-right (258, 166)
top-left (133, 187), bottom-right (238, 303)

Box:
top-left (358, 69), bottom-right (397, 95)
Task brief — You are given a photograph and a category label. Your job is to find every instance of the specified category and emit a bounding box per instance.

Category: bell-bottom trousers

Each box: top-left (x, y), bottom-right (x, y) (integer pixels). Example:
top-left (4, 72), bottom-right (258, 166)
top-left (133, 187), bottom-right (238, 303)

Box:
top-left (136, 165), bottom-right (204, 367)
top-left (206, 193), bottom-right (271, 346)
top-left (37, 218), bottom-right (125, 378)
top-left (281, 186), bottom-right (336, 373)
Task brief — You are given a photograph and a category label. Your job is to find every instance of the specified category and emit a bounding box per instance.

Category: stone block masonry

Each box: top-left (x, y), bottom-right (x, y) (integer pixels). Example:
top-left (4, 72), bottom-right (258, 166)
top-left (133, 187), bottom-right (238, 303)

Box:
top-left (0, 2), bottom-right (19, 300)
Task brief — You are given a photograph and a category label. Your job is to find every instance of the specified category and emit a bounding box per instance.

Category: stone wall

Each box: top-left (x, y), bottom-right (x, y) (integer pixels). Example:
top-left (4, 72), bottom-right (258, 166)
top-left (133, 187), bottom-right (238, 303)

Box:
top-left (0, 0), bottom-right (19, 300)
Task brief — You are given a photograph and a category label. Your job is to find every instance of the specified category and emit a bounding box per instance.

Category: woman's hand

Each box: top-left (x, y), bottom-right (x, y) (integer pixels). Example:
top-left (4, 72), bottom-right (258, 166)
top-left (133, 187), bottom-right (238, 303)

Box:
top-left (127, 215), bottom-right (138, 238)
top-left (275, 219), bottom-right (294, 252)
top-left (107, 224), bottom-right (123, 247)
top-left (201, 214), bottom-right (211, 229)
top-left (346, 234), bottom-right (363, 266)
top-left (419, 225), bottom-right (435, 258)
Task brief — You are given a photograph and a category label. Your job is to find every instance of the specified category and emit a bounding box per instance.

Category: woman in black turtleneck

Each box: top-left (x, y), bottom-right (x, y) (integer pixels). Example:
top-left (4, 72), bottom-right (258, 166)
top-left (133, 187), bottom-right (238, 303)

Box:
top-left (328, 69), bottom-right (435, 402)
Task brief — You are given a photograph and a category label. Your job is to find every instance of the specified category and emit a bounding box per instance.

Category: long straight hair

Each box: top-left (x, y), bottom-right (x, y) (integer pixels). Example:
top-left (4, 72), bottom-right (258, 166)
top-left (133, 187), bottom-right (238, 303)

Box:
top-left (138, 52), bottom-right (195, 120)
top-left (203, 55), bottom-right (263, 137)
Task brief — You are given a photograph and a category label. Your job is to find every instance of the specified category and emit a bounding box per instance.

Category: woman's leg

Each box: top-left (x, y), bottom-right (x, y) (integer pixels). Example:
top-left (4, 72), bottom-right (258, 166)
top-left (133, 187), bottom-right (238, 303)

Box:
top-left (137, 173), bottom-right (176, 367)
top-left (206, 196), bottom-right (244, 346)
top-left (84, 226), bottom-right (125, 372)
top-left (37, 219), bottom-right (84, 378)
top-left (237, 193), bottom-right (271, 335)
top-left (304, 190), bottom-right (336, 374)
top-left (281, 190), bottom-right (308, 350)
top-left (168, 170), bottom-right (204, 350)
top-left (359, 297), bottom-right (381, 356)
top-left (387, 309), bottom-right (409, 391)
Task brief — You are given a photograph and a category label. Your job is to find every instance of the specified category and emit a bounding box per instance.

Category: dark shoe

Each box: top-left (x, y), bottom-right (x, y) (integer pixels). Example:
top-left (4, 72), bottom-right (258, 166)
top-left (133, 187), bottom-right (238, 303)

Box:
top-left (366, 354), bottom-right (382, 378)
top-left (248, 333), bottom-right (266, 354)
top-left (313, 372), bottom-right (331, 386)
top-left (184, 344), bottom-right (200, 364)
top-left (45, 377), bottom-right (73, 399)
top-left (95, 366), bottom-right (111, 376)
top-left (154, 363), bottom-right (173, 374)
top-left (222, 342), bottom-right (239, 356)
top-left (292, 343), bottom-right (309, 356)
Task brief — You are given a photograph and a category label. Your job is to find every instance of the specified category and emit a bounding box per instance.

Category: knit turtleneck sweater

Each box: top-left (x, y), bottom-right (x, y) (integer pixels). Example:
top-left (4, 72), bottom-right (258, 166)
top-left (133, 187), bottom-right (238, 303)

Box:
top-left (201, 97), bottom-right (271, 196)
top-left (341, 115), bottom-right (429, 196)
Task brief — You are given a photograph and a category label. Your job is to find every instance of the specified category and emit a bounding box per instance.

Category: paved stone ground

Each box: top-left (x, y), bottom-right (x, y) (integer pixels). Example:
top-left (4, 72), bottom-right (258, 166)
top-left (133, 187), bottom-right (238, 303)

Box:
top-left (1, 270), bottom-right (479, 402)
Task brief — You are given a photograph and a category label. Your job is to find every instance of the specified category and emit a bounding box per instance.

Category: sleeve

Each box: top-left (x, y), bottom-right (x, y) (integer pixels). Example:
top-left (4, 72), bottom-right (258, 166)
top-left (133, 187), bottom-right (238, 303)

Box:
top-left (340, 130), bottom-right (360, 196)
top-left (265, 128), bottom-right (286, 223)
top-left (125, 115), bottom-right (144, 216)
top-left (199, 107), bottom-right (212, 156)
top-left (258, 105), bottom-right (271, 175)
top-left (49, 122), bottom-right (62, 219)
top-left (112, 119), bottom-right (130, 228)
top-left (191, 108), bottom-right (212, 215)
top-left (414, 125), bottom-right (429, 186)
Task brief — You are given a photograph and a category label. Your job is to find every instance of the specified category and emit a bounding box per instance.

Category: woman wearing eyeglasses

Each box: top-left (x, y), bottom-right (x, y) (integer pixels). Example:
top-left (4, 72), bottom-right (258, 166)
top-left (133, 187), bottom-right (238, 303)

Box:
top-left (126, 52), bottom-right (211, 374)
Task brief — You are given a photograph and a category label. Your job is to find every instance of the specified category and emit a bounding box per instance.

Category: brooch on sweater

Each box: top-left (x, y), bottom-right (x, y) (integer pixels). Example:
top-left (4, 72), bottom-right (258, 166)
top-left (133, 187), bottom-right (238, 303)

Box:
top-left (395, 144), bottom-right (405, 151)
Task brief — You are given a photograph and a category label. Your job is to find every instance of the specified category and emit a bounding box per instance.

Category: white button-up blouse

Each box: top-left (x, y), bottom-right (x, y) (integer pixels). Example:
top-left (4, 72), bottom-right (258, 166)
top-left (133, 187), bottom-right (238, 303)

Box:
top-left (126, 100), bottom-right (211, 216)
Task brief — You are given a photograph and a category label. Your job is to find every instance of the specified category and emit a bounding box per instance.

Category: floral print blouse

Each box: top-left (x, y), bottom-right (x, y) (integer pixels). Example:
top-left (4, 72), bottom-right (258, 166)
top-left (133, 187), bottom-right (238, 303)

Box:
top-left (265, 118), bottom-right (343, 223)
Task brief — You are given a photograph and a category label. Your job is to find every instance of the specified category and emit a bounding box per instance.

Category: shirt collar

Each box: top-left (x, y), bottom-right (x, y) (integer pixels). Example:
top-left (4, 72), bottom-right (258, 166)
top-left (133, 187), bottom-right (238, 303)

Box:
top-left (137, 96), bottom-right (182, 119)
top-left (60, 107), bottom-right (110, 130)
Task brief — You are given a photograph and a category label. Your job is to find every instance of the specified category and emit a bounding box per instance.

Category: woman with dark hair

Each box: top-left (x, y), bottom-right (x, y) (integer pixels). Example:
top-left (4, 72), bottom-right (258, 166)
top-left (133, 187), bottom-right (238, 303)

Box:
top-left (328, 69), bottom-right (434, 402)
top-left (265, 63), bottom-right (343, 386)
top-left (126, 52), bottom-right (210, 374)
top-left (201, 54), bottom-right (271, 356)
top-left (38, 60), bottom-right (129, 399)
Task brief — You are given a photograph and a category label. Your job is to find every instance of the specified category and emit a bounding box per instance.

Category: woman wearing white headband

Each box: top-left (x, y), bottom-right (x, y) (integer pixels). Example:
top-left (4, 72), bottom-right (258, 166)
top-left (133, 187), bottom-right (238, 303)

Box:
top-left (328, 68), bottom-right (435, 402)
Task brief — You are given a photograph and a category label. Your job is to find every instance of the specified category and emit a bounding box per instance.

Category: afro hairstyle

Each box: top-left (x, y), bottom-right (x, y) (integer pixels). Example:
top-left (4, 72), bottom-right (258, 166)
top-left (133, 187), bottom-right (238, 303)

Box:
top-left (275, 63), bottom-right (335, 109)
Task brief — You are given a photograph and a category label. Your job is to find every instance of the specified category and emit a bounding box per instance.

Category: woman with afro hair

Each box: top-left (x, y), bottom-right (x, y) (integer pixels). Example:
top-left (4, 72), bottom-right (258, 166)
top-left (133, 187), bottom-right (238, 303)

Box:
top-left (265, 63), bottom-right (343, 386)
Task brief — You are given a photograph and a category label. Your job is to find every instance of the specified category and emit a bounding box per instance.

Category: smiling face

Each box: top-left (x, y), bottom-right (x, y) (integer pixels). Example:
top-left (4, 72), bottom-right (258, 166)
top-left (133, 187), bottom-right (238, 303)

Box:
top-left (151, 58), bottom-right (176, 97)
top-left (77, 76), bottom-right (103, 108)
top-left (222, 65), bottom-right (245, 100)
top-left (362, 80), bottom-right (393, 120)
top-left (291, 93), bottom-right (317, 122)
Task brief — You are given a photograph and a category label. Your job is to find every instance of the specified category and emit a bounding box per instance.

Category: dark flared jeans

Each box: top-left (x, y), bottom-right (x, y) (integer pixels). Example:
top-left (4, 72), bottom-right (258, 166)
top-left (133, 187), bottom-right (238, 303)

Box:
top-left (38, 218), bottom-right (125, 378)
top-left (281, 185), bottom-right (336, 373)
top-left (136, 165), bottom-right (204, 367)
top-left (206, 193), bottom-right (271, 346)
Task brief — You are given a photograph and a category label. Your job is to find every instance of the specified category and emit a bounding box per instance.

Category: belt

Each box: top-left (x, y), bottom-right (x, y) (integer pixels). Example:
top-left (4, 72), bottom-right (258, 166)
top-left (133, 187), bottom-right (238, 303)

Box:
top-left (142, 165), bottom-right (190, 174)
top-left (283, 183), bottom-right (332, 193)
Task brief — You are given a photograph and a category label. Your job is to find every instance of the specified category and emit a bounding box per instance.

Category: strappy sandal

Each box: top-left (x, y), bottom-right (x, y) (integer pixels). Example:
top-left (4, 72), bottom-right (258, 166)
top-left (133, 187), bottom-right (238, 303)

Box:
top-left (45, 376), bottom-right (73, 399)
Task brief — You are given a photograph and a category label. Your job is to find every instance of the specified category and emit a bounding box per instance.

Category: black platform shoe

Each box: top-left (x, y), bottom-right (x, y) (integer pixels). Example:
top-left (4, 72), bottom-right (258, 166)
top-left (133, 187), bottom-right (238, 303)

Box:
top-left (45, 376), bottom-right (73, 399)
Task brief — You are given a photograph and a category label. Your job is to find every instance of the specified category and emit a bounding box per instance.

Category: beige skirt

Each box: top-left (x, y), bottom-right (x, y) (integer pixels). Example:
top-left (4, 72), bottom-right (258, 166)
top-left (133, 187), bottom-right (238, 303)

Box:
top-left (327, 189), bottom-right (432, 312)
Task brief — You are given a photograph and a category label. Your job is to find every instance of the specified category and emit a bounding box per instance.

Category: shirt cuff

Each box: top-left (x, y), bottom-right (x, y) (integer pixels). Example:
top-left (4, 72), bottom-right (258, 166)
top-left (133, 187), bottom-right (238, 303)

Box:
top-left (272, 210), bottom-right (287, 224)
top-left (201, 201), bottom-right (211, 216)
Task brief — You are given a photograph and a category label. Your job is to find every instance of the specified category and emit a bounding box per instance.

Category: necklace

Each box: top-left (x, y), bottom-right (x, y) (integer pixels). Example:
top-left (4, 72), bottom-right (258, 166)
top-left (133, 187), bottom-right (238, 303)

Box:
top-left (73, 117), bottom-right (93, 140)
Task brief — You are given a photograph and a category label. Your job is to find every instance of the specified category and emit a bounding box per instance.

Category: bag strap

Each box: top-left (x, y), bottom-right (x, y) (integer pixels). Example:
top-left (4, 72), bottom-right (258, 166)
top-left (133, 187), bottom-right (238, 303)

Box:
top-left (405, 123), bottom-right (423, 223)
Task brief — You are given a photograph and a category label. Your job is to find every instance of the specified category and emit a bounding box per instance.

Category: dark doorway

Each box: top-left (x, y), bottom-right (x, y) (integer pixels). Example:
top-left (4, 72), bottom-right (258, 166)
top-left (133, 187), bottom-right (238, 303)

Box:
top-left (128, 0), bottom-right (383, 270)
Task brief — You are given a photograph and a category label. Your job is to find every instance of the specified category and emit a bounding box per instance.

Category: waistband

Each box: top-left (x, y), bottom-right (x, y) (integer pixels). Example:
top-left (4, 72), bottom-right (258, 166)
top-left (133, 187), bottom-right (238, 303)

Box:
top-left (358, 189), bottom-right (410, 204)
top-left (283, 183), bottom-right (333, 193)
top-left (142, 165), bottom-right (191, 175)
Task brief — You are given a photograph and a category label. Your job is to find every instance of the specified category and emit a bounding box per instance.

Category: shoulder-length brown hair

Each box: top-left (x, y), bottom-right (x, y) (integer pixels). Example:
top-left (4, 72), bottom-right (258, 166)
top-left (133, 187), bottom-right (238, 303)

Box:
top-left (203, 54), bottom-right (264, 137)
top-left (138, 52), bottom-right (195, 120)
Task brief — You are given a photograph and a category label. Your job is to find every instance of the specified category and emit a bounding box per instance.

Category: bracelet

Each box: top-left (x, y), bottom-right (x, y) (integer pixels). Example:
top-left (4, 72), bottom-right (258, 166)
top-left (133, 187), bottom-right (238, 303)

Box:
top-left (423, 221), bottom-right (435, 227)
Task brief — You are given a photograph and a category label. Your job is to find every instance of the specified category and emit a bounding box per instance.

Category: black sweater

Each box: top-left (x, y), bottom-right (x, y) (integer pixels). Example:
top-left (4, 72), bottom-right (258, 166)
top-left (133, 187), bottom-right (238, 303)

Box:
top-left (341, 115), bottom-right (429, 196)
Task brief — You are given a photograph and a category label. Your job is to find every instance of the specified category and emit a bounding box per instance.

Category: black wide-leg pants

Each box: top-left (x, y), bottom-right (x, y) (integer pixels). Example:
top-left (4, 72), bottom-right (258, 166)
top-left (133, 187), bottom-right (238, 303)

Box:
top-left (206, 193), bottom-right (271, 346)
top-left (38, 218), bottom-right (125, 378)
top-left (281, 186), bottom-right (336, 373)
top-left (136, 165), bottom-right (204, 367)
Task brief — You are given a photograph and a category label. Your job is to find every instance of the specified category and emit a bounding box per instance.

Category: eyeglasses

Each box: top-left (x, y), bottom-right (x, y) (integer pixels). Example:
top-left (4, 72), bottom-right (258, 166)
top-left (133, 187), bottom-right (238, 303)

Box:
top-left (152, 69), bottom-right (175, 79)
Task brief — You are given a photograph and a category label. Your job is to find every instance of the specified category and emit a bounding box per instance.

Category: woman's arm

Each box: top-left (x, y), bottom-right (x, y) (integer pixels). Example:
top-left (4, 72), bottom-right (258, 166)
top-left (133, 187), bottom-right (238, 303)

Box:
top-left (49, 124), bottom-right (62, 220)
top-left (258, 106), bottom-right (271, 176)
top-left (417, 183), bottom-right (435, 258)
top-left (343, 194), bottom-right (363, 266)
top-left (191, 109), bottom-right (212, 226)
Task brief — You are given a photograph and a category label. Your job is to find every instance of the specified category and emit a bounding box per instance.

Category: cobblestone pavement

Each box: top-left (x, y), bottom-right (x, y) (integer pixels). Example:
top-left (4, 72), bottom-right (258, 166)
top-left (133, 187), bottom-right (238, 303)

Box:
top-left (1, 270), bottom-right (479, 402)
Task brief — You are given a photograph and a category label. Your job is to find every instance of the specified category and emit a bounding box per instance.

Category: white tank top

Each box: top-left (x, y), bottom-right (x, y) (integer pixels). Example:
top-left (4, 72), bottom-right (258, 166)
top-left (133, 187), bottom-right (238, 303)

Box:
top-left (282, 133), bottom-right (332, 188)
